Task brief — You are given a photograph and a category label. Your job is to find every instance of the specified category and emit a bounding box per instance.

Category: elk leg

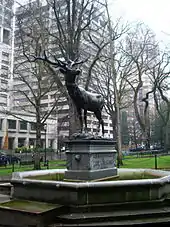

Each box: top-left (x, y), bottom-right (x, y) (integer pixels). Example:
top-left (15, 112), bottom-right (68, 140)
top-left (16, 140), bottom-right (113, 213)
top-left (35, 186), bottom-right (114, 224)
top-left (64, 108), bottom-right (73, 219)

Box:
top-left (84, 109), bottom-right (87, 133)
top-left (77, 108), bottom-right (83, 133)
top-left (94, 110), bottom-right (104, 136)
top-left (101, 118), bottom-right (104, 137)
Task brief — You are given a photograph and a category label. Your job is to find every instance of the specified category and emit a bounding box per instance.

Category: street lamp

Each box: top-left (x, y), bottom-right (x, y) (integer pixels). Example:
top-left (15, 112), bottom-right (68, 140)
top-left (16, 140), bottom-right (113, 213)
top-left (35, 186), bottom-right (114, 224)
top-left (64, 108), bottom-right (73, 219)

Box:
top-left (44, 124), bottom-right (47, 164)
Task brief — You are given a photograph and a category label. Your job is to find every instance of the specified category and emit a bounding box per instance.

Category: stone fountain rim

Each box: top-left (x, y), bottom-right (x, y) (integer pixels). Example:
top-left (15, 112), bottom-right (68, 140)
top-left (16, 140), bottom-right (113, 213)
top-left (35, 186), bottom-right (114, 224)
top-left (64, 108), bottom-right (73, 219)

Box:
top-left (11, 168), bottom-right (170, 189)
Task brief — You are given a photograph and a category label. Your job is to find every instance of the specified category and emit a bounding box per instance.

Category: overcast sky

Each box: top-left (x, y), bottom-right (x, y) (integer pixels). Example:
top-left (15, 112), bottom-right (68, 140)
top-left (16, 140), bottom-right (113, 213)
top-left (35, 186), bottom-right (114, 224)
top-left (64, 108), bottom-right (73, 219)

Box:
top-left (109, 0), bottom-right (170, 45)
top-left (16, 0), bottom-right (170, 46)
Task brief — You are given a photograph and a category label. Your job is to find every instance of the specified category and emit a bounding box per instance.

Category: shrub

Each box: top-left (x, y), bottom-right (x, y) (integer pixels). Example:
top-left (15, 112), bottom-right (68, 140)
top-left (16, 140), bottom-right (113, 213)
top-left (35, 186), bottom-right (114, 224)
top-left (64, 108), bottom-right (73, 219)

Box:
top-left (14, 146), bottom-right (32, 153)
top-left (15, 147), bottom-right (21, 153)
top-left (46, 148), bottom-right (54, 152)
top-left (14, 146), bottom-right (54, 153)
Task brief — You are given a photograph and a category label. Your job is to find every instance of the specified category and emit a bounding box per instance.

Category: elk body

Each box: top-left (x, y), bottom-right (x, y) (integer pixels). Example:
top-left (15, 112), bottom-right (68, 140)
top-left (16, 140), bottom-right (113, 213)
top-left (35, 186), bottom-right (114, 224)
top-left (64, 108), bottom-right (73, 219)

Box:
top-left (33, 53), bottom-right (105, 136)
top-left (59, 63), bottom-right (105, 136)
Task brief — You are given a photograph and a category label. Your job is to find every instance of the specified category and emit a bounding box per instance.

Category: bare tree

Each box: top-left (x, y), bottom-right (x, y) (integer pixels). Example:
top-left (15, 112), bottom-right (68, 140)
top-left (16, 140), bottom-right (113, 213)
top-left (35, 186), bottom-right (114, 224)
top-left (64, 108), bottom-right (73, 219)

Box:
top-left (129, 117), bottom-right (142, 149)
top-left (146, 52), bottom-right (170, 151)
top-left (91, 41), bottom-right (134, 165)
top-left (13, 59), bottom-right (62, 168)
top-left (122, 23), bottom-right (159, 149)
top-left (84, 16), bottom-right (128, 90)
top-left (77, 0), bottom-right (130, 166)
top-left (14, 1), bottom-right (67, 169)
top-left (92, 49), bottom-right (132, 135)
top-left (82, 16), bottom-right (130, 130)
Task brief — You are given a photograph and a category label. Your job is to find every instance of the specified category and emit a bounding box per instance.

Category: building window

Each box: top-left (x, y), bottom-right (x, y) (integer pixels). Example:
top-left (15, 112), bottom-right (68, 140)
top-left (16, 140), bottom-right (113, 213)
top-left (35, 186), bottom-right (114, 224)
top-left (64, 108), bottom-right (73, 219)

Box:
top-left (4, 17), bottom-right (11, 28)
top-left (4, 8), bottom-right (12, 19)
top-left (3, 28), bottom-right (10, 45)
top-left (41, 95), bottom-right (48, 100)
top-left (58, 126), bottom-right (69, 131)
top-left (0, 119), bottom-right (2, 130)
top-left (1, 65), bottom-right (8, 70)
top-left (58, 109), bottom-right (68, 114)
top-left (8, 119), bottom-right (16, 129)
top-left (0, 5), bottom-right (2, 14)
top-left (4, 0), bottom-right (13, 9)
top-left (1, 87), bottom-right (7, 92)
top-left (0, 93), bottom-right (7, 98)
top-left (1, 79), bottom-right (8, 84)
top-left (0, 94), bottom-right (7, 104)
top-left (0, 102), bottom-right (6, 106)
top-left (40, 103), bottom-right (48, 108)
top-left (1, 74), bottom-right (8, 79)
top-left (2, 52), bottom-right (9, 57)
top-left (30, 122), bottom-right (36, 131)
top-left (2, 60), bottom-right (9, 65)
top-left (20, 121), bottom-right (27, 130)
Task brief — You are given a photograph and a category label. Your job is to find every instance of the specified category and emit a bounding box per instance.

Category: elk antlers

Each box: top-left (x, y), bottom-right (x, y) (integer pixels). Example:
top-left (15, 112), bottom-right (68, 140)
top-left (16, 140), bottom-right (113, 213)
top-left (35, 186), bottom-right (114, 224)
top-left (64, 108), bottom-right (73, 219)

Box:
top-left (30, 51), bottom-right (87, 69)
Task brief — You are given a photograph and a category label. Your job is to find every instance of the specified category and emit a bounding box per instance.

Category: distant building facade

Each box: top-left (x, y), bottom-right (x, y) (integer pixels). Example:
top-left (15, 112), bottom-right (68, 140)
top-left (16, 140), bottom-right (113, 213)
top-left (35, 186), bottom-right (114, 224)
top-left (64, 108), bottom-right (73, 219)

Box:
top-left (0, 0), bottom-right (14, 110)
top-left (0, 111), bottom-right (58, 150)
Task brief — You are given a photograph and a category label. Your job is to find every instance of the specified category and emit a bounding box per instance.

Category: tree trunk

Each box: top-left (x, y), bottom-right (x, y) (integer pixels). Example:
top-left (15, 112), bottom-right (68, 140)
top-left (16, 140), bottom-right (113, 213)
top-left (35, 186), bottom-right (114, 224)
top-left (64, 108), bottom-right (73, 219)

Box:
top-left (34, 119), bottom-right (42, 170)
top-left (143, 130), bottom-right (150, 150)
top-left (34, 151), bottom-right (41, 170)
top-left (160, 126), bottom-right (164, 148)
top-left (105, 2), bottom-right (123, 168)
top-left (112, 113), bottom-right (123, 167)
top-left (164, 124), bottom-right (169, 152)
top-left (111, 113), bottom-right (117, 139)
top-left (133, 128), bottom-right (138, 149)
top-left (117, 110), bottom-right (123, 167)
top-left (68, 97), bottom-right (81, 136)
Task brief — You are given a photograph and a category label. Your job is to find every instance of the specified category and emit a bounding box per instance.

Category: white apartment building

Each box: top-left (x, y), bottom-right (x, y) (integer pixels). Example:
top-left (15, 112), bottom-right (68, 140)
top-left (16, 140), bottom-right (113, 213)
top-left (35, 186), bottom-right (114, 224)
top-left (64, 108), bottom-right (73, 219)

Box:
top-left (0, 0), bottom-right (15, 149)
top-left (0, 0), bottom-right (58, 150)
top-left (0, 0), bottom-right (13, 110)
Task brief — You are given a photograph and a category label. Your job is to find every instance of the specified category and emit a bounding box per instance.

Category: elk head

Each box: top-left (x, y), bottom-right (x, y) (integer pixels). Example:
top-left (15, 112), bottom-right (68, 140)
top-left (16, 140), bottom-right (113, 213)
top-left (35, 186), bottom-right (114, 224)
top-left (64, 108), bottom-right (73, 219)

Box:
top-left (31, 51), bottom-right (84, 78)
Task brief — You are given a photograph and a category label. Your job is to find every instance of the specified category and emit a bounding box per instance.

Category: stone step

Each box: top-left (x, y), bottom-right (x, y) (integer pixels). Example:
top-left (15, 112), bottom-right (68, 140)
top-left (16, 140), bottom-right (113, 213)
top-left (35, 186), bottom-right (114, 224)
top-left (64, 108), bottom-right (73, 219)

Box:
top-left (71, 198), bottom-right (167, 213)
top-left (0, 183), bottom-right (12, 195)
top-left (53, 216), bottom-right (170, 226)
top-left (56, 205), bottom-right (170, 225)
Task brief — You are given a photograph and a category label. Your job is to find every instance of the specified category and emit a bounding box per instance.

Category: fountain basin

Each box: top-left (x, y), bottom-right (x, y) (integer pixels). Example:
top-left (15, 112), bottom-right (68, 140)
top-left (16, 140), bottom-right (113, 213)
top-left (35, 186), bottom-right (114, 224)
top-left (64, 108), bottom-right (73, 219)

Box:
top-left (11, 168), bottom-right (170, 206)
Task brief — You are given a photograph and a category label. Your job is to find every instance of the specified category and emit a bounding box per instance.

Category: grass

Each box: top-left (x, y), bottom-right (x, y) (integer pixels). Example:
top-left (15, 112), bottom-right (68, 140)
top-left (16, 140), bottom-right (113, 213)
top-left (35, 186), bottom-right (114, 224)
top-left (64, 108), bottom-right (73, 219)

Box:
top-left (1, 155), bottom-right (170, 177)
top-left (122, 155), bottom-right (170, 169)
top-left (0, 159), bottom-right (66, 176)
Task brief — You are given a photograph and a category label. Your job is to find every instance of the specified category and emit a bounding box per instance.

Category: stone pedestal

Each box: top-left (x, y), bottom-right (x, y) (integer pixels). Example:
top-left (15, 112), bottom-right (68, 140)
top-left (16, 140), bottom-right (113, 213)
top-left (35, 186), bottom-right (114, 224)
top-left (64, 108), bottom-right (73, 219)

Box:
top-left (65, 139), bottom-right (117, 181)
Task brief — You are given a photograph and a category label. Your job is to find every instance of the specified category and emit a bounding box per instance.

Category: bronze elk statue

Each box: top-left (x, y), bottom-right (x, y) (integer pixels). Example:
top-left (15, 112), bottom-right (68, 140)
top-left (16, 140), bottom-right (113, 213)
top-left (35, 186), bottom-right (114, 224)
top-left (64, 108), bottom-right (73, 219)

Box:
top-left (33, 53), bottom-right (105, 136)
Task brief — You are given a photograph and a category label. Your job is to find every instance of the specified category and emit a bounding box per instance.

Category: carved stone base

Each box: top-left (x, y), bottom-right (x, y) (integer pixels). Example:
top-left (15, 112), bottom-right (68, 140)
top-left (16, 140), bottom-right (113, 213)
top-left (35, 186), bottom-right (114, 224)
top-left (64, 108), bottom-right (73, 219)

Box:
top-left (65, 139), bottom-right (117, 181)
top-left (69, 132), bottom-right (104, 140)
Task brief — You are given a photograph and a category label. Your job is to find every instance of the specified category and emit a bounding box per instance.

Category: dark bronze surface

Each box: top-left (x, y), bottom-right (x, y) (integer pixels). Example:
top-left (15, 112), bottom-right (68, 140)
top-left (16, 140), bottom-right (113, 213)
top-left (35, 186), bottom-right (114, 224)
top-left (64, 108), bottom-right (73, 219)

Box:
top-left (58, 60), bottom-right (105, 137)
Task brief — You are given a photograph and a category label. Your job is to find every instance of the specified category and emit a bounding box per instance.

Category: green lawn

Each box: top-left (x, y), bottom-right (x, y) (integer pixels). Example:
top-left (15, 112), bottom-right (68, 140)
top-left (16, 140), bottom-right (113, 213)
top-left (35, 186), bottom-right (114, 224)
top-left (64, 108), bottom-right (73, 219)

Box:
top-left (1, 155), bottom-right (170, 176)
top-left (0, 159), bottom-right (66, 176)
top-left (122, 155), bottom-right (170, 169)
